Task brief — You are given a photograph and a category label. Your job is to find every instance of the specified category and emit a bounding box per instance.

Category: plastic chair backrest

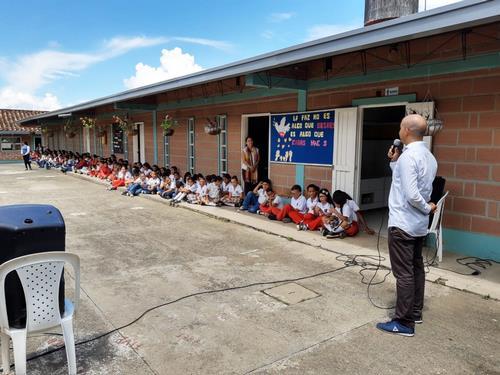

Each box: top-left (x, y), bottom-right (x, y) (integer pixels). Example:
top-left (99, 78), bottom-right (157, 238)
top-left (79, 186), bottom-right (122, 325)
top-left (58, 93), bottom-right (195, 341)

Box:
top-left (429, 191), bottom-right (449, 233)
top-left (0, 252), bottom-right (80, 332)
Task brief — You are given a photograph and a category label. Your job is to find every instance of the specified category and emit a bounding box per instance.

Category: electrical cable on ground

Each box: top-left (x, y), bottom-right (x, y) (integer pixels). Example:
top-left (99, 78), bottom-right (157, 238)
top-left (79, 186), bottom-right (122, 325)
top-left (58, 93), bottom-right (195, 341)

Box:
top-left (21, 265), bottom-right (351, 365)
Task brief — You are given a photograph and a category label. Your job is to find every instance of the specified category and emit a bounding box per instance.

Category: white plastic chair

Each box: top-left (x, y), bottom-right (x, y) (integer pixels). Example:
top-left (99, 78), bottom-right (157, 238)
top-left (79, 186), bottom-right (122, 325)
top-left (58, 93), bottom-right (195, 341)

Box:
top-left (0, 252), bottom-right (80, 375)
top-left (428, 191), bottom-right (449, 262)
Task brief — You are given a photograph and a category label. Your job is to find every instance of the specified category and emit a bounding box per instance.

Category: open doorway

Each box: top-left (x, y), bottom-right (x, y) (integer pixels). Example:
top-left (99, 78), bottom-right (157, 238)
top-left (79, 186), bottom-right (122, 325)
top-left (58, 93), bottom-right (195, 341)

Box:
top-left (360, 105), bottom-right (405, 209)
top-left (359, 105), bottom-right (405, 232)
top-left (132, 122), bottom-right (145, 163)
top-left (244, 115), bottom-right (270, 182)
top-left (33, 136), bottom-right (42, 151)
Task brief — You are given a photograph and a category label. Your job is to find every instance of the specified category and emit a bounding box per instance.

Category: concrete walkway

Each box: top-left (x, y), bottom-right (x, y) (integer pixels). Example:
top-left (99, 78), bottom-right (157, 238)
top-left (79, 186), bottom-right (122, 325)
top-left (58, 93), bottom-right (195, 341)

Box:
top-left (71, 168), bottom-right (500, 301)
top-left (0, 165), bottom-right (498, 374)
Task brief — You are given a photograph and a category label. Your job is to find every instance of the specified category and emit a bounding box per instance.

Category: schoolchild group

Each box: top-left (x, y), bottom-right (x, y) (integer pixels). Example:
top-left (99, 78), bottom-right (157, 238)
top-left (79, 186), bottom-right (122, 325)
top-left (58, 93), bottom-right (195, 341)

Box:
top-left (33, 150), bottom-right (375, 239)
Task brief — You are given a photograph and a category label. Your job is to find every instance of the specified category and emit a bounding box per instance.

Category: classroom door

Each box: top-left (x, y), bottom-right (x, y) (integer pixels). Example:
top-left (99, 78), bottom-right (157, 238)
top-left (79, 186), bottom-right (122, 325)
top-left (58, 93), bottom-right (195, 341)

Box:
top-left (247, 116), bottom-right (270, 181)
top-left (83, 127), bottom-right (91, 153)
top-left (132, 122), bottom-right (146, 163)
top-left (332, 107), bottom-right (362, 202)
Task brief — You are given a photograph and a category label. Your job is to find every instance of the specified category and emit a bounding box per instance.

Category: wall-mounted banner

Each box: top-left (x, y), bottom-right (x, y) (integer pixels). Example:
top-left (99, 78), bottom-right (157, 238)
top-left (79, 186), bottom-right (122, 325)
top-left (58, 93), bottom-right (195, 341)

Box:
top-left (270, 109), bottom-right (335, 165)
top-left (112, 124), bottom-right (124, 154)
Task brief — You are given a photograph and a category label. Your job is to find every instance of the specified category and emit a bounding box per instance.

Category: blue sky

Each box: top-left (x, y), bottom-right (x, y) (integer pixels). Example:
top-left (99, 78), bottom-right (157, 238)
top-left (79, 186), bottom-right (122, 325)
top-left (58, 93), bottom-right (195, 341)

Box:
top-left (0, 0), bottom-right (460, 110)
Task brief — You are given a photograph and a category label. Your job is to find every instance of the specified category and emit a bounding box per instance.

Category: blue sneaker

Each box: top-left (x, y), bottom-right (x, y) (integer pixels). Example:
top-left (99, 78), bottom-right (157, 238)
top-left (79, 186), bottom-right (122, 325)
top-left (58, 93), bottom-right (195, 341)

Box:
top-left (376, 320), bottom-right (415, 337)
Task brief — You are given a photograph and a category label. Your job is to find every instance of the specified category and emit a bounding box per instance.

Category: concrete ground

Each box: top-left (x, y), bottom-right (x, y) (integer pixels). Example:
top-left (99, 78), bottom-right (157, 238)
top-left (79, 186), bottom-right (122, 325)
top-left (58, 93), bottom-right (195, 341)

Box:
top-left (0, 164), bottom-right (499, 375)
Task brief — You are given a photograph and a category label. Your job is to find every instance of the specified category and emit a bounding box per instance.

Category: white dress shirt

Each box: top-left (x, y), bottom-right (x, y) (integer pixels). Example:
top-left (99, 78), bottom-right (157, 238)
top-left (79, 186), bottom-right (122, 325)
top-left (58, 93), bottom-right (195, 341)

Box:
top-left (388, 141), bottom-right (437, 237)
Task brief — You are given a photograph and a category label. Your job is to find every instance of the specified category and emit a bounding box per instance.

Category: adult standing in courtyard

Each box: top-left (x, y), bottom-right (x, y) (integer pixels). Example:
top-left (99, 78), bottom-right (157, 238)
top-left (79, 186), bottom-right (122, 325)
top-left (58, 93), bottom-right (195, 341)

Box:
top-left (376, 114), bottom-right (437, 337)
top-left (21, 141), bottom-right (32, 170)
top-left (241, 136), bottom-right (260, 194)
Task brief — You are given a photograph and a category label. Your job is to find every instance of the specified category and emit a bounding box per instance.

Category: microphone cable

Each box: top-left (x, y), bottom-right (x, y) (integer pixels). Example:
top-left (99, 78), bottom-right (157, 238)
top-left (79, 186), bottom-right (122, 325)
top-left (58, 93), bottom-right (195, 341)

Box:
top-left (20, 264), bottom-right (351, 366)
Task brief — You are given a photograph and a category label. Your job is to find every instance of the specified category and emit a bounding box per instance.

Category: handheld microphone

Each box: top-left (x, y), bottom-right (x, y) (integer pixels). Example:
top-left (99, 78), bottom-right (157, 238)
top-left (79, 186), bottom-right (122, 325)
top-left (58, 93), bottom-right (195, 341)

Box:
top-left (392, 139), bottom-right (403, 154)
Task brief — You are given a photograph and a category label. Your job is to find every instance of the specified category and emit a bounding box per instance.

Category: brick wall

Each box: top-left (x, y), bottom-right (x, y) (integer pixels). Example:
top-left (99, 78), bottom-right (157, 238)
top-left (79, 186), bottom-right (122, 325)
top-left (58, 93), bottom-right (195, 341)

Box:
top-left (169, 120), bottom-right (188, 173)
top-left (0, 134), bottom-right (34, 161)
top-left (304, 166), bottom-right (332, 192)
top-left (269, 163), bottom-right (296, 195)
top-left (0, 151), bottom-right (23, 161)
top-left (432, 71), bottom-right (500, 237)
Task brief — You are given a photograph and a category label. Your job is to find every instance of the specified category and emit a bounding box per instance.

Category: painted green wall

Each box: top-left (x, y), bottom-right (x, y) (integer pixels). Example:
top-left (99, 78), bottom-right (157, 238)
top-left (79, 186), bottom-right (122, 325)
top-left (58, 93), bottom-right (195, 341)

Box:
top-left (443, 229), bottom-right (500, 261)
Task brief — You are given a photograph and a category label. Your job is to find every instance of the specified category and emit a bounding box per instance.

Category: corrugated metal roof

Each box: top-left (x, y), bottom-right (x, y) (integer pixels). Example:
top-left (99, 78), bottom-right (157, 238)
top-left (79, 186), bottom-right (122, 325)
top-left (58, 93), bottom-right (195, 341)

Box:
top-left (0, 109), bottom-right (44, 133)
top-left (20, 0), bottom-right (500, 124)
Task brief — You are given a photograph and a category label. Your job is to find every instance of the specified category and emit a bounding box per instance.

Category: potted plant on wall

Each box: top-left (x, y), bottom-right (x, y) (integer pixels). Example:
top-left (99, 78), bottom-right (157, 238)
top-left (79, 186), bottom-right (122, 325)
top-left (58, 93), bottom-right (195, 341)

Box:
top-left (160, 114), bottom-right (177, 136)
top-left (204, 117), bottom-right (220, 135)
top-left (63, 119), bottom-right (77, 138)
top-left (112, 114), bottom-right (137, 136)
top-left (80, 116), bottom-right (96, 129)
top-left (41, 127), bottom-right (54, 138)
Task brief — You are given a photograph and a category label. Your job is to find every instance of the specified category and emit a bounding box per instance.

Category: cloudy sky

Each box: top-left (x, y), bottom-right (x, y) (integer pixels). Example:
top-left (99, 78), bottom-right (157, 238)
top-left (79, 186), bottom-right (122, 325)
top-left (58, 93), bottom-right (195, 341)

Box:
top-left (0, 0), bottom-right (462, 111)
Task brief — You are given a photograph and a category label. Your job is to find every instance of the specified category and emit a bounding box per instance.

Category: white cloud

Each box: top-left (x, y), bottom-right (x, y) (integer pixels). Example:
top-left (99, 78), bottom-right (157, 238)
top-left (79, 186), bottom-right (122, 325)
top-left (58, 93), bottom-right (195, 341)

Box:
top-left (0, 88), bottom-right (61, 111)
top-left (261, 31), bottom-right (274, 40)
top-left (102, 36), bottom-right (169, 57)
top-left (269, 12), bottom-right (294, 23)
top-left (172, 37), bottom-right (232, 51)
top-left (420, 0), bottom-right (463, 10)
top-left (0, 35), bottom-right (167, 110)
top-left (306, 23), bottom-right (362, 41)
top-left (123, 47), bottom-right (203, 90)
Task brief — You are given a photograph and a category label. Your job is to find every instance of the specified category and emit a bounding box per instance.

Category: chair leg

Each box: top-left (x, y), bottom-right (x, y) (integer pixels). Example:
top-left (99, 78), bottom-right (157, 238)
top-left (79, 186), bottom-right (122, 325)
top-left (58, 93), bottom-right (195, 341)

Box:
top-left (438, 226), bottom-right (443, 263)
top-left (1, 332), bottom-right (11, 374)
top-left (61, 318), bottom-right (76, 375)
top-left (9, 330), bottom-right (27, 375)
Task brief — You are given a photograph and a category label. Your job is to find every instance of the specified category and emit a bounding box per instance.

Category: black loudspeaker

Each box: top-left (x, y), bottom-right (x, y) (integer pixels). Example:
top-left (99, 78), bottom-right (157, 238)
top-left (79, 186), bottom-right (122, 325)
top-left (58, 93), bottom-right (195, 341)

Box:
top-left (0, 204), bottom-right (65, 328)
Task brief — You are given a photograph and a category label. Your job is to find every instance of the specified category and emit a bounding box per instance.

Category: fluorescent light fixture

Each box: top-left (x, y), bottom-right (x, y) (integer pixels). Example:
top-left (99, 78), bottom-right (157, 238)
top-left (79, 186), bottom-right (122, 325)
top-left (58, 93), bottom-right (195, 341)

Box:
top-left (58, 113), bottom-right (72, 118)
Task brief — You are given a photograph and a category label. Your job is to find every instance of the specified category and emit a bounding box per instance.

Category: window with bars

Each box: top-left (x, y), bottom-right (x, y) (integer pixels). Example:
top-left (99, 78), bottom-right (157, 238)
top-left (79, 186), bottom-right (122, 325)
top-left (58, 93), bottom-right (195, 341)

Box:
top-left (187, 117), bottom-right (195, 174)
top-left (217, 115), bottom-right (228, 175)
top-left (0, 137), bottom-right (22, 151)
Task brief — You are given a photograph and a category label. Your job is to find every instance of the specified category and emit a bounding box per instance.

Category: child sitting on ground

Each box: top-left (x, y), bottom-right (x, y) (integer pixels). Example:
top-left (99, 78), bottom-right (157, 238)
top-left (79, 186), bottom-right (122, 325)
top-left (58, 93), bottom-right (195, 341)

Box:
top-left (171, 176), bottom-right (197, 205)
top-left (124, 172), bottom-right (147, 197)
top-left (97, 160), bottom-right (112, 179)
top-left (222, 176), bottom-right (244, 207)
top-left (239, 179), bottom-right (271, 213)
top-left (332, 190), bottom-right (375, 235)
top-left (297, 188), bottom-right (333, 231)
top-left (268, 184), bottom-right (307, 223)
top-left (108, 166), bottom-right (132, 190)
top-left (257, 189), bottom-right (283, 216)
top-left (206, 176), bottom-right (223, 206)
top-left (194, 176), bottom-right (209, 204)
top-left (158, 175), bottom-right (176, 199)
top-left (141, 170), bottom-right (161, 194)
top-left (221, 173), bottom-right (231, 197)
top-left (322, 190), bottom-right (360, 238)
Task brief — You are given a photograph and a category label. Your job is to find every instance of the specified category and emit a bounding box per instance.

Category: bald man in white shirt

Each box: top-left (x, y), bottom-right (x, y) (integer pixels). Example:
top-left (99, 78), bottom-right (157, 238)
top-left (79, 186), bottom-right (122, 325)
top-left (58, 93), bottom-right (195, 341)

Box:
top-left (377, 114), bottom-right (437, 337)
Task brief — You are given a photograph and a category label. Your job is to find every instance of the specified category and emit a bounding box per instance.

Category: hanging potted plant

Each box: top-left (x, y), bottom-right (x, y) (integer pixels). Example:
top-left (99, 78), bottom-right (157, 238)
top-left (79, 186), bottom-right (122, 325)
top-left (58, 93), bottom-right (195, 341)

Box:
top-left (96, 126), bottom-right (107, 137)
top-left (113, 115), bottom-right (137, 136)
top-left (63, 119), bottom-right (77, 138)
top-left (160, 114), bottom-right (177, 136)
top-left (204, 117), bottom-right (220, 135)
top-left (80, 116), bottom-right (96, 129)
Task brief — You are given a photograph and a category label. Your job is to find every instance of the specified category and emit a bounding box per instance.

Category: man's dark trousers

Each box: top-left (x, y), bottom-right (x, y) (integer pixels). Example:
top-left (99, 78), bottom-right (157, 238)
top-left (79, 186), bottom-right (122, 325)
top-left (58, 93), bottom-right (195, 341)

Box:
top-left (388, 226), bottom-right (426, 328)
top-left (23, 154), bottom-right (31, 170)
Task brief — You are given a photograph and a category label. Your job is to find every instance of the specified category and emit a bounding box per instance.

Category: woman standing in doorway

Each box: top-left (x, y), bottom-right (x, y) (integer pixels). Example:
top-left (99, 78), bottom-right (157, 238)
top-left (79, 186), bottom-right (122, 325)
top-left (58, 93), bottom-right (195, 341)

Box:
top-left (241, 136), bottom-right (260, 194)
